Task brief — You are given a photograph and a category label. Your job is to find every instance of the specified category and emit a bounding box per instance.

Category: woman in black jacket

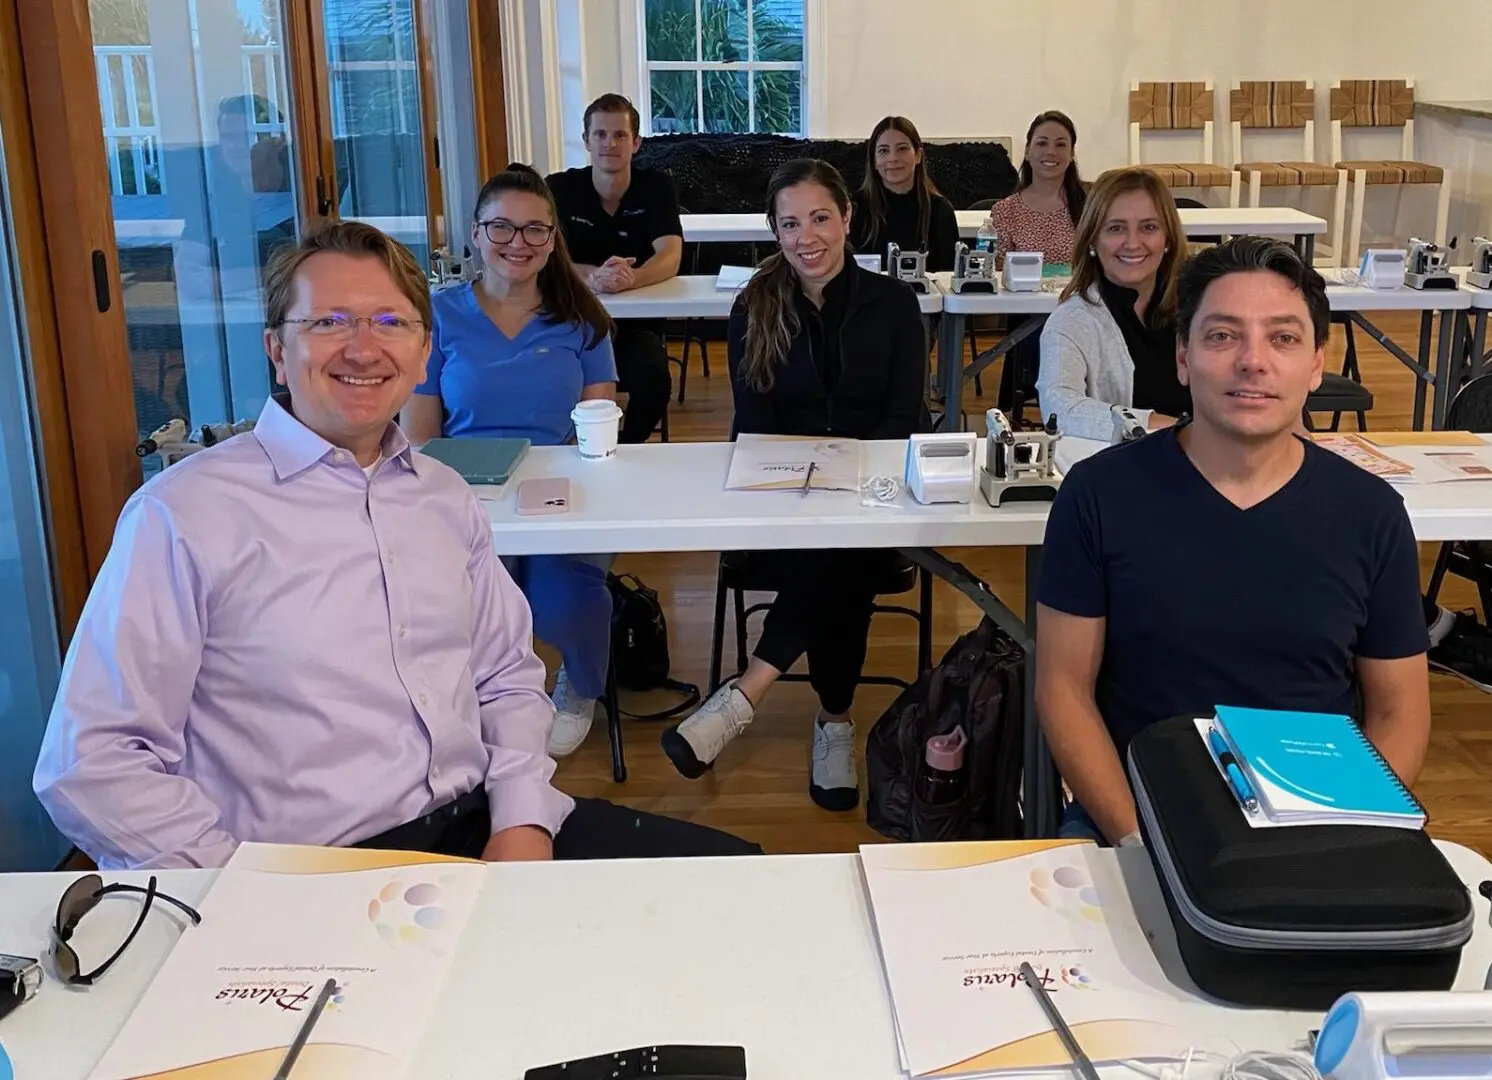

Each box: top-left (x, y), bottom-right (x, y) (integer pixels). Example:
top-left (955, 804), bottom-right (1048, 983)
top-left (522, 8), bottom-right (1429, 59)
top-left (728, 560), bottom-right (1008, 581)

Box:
top-left (851, 116), bottom-right (961, 272)
top-left (660, 158), bottom-right (928, 812)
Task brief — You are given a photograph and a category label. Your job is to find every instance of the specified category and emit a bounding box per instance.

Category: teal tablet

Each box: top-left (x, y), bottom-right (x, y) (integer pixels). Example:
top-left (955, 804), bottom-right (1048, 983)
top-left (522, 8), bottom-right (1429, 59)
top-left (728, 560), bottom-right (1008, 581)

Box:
top-left (418, 438), bottom-right (531, 485)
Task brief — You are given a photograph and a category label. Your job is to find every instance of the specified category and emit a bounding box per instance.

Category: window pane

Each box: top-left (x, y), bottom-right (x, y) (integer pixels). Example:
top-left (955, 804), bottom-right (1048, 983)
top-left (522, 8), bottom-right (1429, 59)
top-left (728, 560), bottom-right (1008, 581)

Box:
top-left (649, 69), bottom-right (698, 133)
top-left (101, 0), bottom-right (301, 439)
top-left (324, 0), bottom-right (430, 270)
top-left (703, 69), bottom-right (748, 133)
top-left (0, 124), bottom-right (67, 870)
top-left (645, 0), bottom-right (696, 62)
top-left (752, 0), bottom-right (804, 62)
top-left (754, 70), bottom-right (802, 135)
top-left (701, 0), bottom-right (747, 62)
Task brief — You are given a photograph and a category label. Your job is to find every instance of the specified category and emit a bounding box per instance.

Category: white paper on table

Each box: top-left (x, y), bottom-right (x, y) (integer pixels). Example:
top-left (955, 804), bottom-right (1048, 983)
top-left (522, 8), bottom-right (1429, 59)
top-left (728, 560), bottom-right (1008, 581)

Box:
top-left (714, 265), bottom-right (757, 290)
top-left (88, 843), bottom-right (487, 1080)
top-left (724, 433), bottom-right (861, 492)
top-left (859, 841), bottom-right (1275, 1078)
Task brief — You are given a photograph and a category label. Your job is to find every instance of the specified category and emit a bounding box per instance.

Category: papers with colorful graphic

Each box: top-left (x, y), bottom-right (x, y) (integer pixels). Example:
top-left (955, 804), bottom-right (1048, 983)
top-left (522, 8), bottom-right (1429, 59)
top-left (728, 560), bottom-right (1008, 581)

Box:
top-left (859, 840), bottom-right (1270, 1078)
top-left (87, 843), bottom-right (486, 1080)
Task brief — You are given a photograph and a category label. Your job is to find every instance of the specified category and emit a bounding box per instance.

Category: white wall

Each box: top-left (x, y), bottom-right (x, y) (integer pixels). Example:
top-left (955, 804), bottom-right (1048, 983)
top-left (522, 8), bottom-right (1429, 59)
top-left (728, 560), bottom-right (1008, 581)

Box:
top-left (563, 0), bottom-right (1492, 242)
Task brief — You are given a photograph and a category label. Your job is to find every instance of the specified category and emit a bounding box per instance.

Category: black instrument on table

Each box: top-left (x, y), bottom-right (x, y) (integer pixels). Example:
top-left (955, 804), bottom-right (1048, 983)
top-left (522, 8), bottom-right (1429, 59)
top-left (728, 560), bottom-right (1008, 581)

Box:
top-left (524, 1044), bottom-right (747, 1079)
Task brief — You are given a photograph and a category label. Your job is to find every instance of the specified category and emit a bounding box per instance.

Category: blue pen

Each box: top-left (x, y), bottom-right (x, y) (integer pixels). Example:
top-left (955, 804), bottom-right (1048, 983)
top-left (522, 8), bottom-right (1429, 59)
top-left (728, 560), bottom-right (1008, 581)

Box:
top-left (1207, 727), bottom-right (1259, 813)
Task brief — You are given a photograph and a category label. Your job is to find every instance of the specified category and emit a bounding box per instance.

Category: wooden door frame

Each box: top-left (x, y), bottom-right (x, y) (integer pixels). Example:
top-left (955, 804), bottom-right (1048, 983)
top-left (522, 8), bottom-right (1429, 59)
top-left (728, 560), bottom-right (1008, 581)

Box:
top-left (470, 0), bottom-right (509, 182)
top-left (285, 0), bottom-right (338, 223)
top-left (6, 0), bottom-right (141, 630)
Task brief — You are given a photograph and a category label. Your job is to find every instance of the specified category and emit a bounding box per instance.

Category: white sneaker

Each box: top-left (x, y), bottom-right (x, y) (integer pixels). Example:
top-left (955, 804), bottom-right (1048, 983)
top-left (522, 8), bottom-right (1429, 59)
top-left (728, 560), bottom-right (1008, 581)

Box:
top-left (546, 667), bottom-right (596, 757)
top-left (661, 679), bottom-right (754, 778)
top-left (810, 717), bottom-right (858, 811)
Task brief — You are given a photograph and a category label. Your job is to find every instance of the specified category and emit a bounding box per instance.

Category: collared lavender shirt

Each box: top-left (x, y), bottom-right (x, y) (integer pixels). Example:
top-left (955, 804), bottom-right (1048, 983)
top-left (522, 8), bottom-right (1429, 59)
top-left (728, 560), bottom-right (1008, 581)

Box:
top-left (34, 396), bottom-right (572, 869)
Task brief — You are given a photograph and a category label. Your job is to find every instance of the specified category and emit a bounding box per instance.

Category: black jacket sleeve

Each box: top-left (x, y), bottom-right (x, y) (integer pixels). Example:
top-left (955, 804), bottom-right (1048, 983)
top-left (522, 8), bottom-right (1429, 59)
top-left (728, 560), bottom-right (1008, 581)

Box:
top-left (870, 283), bottom-right (930, 439)
top-left (727, 303), bottom-right (778, 437)
top-left (925, 195), bottom-right (961, 273)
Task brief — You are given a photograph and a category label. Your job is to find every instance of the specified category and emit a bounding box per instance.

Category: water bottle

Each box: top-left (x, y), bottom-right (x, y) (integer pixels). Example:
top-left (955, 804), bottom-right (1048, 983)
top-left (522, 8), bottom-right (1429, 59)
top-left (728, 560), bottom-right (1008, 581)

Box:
top-left (918, 725), bottom-right (968, 806)
top-left (975, 217), bottom-right (999, 255)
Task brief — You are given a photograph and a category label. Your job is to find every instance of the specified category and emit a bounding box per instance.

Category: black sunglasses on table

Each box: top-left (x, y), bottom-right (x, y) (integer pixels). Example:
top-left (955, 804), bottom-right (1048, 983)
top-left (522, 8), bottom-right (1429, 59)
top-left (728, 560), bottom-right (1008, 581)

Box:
top-left (50, 873), bottom-right (202, 986)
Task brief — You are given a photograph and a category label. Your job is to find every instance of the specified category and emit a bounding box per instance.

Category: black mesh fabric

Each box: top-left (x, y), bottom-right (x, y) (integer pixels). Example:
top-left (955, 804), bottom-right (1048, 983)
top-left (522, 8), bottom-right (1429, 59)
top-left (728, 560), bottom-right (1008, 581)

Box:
top-left (636, 133), bottom-right (1018, 275)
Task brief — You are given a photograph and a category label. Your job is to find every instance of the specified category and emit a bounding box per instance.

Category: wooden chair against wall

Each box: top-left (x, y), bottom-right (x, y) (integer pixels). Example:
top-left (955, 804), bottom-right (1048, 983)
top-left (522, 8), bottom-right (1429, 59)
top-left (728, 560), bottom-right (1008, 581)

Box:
top-left (1231, 80), bottom-right (1347, 266)
top-left (1129, 81), bottom-right (1239, 205)
top-left (1330, 79), bottom-right (1452, 267)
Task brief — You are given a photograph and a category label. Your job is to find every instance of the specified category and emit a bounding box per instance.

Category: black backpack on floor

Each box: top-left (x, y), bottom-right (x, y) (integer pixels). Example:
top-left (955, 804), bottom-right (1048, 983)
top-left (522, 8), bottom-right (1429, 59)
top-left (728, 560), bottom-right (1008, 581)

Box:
top-left (866, 617), bottom-right (1025, 842)
top-left (607, 572), bottom-right (701, 720)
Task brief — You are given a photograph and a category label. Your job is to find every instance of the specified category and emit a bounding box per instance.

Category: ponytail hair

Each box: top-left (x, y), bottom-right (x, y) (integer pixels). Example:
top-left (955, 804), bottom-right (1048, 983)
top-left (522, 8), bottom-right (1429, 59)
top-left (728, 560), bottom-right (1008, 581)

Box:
top-left (739, 158), bottom-right (853, 392)
top-left (472, 165), bottom-right (614, 349)
top-left (1016, 111), bottom-right (1086, 227)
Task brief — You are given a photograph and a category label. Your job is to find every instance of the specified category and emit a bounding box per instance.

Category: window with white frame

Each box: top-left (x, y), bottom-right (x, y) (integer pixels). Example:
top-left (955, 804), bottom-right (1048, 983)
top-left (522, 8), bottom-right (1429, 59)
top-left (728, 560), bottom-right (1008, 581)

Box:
top-left (641, 0), bottom-right (805, 136)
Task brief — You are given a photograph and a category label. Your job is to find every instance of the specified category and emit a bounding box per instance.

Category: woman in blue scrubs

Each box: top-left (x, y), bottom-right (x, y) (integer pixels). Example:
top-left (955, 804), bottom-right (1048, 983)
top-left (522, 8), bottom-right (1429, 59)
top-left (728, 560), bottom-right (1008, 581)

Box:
top-left (403, 165), bottom-right (617, 758)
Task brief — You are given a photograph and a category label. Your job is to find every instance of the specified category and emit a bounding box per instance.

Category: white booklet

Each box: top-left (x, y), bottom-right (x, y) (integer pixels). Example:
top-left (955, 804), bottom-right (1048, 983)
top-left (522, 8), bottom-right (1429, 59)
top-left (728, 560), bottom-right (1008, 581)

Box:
top-left (724, 433), bottom-right (861, 493)
top-left (88, 843), bottom-right (486, 1080)
top-left (714, 265), bottom-right (757, 290)
top-left (860, 840), bottom-right (1273, 1079)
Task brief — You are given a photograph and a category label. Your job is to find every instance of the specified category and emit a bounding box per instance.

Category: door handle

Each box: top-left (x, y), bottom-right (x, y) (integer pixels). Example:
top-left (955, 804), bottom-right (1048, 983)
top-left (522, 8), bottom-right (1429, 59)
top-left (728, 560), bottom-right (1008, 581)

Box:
top-left (315, 176), bottom-right (333, 216)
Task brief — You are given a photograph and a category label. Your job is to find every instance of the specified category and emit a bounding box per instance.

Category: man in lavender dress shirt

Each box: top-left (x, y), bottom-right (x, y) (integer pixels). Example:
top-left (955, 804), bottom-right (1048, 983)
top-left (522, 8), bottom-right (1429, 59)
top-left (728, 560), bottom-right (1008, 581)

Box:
top-left (33, 220), bottom-right (756, 869)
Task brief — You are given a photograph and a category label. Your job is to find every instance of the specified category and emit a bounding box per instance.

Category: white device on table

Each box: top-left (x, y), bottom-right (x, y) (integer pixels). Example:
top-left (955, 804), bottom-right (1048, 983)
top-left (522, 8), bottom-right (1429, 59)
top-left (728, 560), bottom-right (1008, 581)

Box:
top-left (1111, 405), bottom-right (1147, 444)
top-left (1357, 248), bottom-right (1408, 290)
top-left (903, 432), bottom-right (977, 504)
top-left (853, 252), bottom-right (883, 272)
top-left (1467, 237), bottom-right (1492, 290)
top-left (1002, 251), bottom-right (1043, 292)
top-left (1405, 238), bottom-right (1459, 290)
top-left (886, 243), bottom-right (930, 293)
top-left (978, 408), bottom-right (1061, 507)
top-left (948, 241), bottom-right (998, 294)
top-left (1315, 990), bottom-right (1492, 1080)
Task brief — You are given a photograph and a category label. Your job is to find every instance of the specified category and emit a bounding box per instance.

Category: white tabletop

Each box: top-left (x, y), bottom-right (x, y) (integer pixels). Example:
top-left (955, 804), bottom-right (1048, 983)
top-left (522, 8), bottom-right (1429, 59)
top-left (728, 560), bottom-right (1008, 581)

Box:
top-left (484, 440), bottom-right (1052, 555)
top-left (4, 843), bottom-right (1490, 1080)
top-left (1325, 281), bottom-right (1472, 312)
top-left (1056, 435), bottom-right (1492, 542)
top-left (600, 273), bottom-right (943, 319)
top-left (681, 208), bottom-right (1327, 244)
top-left (484, 438), bottom-right (1492, 555)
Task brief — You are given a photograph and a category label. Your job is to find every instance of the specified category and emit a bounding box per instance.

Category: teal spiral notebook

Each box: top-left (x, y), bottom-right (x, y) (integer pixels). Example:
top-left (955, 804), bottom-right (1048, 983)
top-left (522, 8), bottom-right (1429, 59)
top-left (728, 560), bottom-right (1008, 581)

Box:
top-left (1212, 705), bottom-right (1425, 829)
top-left (418, 438), bottom-right (530, 486)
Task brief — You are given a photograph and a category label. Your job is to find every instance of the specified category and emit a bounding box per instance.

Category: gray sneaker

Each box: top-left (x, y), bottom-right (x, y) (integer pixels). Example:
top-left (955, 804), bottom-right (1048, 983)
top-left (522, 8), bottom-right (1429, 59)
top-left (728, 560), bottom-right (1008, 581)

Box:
top-left (661, 679), bottom-right (754, 778)
top-left (810, 718), bottom-right (859, 811)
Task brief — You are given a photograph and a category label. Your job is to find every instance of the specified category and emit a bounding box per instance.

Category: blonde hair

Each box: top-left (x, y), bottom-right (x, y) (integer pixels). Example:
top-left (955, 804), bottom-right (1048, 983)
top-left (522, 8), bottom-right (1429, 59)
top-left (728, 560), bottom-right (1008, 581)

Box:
top-left (1061, 167), bottom-right (1186, 321)
top-left (264, 218), bottom-right (433, 335)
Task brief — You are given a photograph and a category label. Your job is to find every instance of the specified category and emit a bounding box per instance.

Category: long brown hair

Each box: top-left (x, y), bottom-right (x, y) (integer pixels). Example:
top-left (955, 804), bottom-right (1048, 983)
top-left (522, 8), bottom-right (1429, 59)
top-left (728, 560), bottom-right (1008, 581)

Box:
top-left (1015, 110), bottom-right (1086, 226)
top-left (1061, 167), bottom-right (1186, 322)
top-left (857, 116), bottom-right (940, 254)
top-left (739, 158), bottom-right (853, 392)
top-left (472, 165), bottom-right (614, 348)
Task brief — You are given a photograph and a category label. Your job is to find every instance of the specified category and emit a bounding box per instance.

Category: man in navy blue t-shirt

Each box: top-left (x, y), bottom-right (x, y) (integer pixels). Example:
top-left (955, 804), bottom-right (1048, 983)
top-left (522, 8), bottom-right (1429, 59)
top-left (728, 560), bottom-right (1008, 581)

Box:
top-left (1035, 237), bottom-right (1431, 846)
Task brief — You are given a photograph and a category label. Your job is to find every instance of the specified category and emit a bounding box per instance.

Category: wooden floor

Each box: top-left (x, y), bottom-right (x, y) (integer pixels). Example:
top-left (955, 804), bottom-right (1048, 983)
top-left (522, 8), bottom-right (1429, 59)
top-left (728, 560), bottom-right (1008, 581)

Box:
top-left (548, 314), bottom-right (1492, 857)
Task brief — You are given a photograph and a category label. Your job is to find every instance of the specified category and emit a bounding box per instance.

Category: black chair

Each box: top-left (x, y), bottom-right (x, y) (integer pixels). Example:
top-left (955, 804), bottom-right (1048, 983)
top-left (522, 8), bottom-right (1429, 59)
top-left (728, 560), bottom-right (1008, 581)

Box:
top-left (1425, 374), bottom-right (1492, 618)
top-left (1302, 312), bottom-right (1373, 432)
top-left (707, 551), bottom-right (934, 693)
top-left (664, 205), bottom-right (713, 404)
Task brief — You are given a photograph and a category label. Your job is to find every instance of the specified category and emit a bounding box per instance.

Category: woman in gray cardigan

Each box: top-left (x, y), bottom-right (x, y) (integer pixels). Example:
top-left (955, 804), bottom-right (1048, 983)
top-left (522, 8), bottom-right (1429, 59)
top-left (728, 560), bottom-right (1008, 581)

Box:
top-left (1036, 168), bottom-right (1191, 441)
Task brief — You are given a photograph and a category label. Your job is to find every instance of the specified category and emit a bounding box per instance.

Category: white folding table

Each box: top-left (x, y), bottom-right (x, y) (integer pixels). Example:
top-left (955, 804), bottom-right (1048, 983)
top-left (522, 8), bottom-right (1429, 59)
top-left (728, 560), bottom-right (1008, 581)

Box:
top-left (2, 843), bottom-right (1490, 1080)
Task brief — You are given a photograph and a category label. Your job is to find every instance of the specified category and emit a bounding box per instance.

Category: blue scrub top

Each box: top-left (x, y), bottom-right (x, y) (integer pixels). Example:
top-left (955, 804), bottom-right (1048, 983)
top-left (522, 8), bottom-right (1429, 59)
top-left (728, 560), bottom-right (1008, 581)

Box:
top-left (417, 282), bottom-right (617, 445)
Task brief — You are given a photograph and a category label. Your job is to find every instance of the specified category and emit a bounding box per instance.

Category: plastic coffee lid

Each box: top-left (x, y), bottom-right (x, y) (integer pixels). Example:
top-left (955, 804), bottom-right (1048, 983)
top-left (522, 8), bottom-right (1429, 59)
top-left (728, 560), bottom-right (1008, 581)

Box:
top-left (572, 400), bottom-right (621, 419)
top-left (925, 725), bottom-right (967, 771)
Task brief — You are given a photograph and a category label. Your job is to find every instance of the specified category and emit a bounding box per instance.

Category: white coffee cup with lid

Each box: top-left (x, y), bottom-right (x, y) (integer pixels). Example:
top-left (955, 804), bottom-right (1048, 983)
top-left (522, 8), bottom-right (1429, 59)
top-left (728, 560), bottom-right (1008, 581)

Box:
top-left (571, 399), bottom-right (623, 460)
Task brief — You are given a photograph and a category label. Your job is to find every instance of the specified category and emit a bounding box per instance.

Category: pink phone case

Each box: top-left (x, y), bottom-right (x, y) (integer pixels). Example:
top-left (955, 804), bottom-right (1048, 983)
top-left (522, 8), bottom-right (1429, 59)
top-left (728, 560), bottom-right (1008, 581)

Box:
top-left (516, 477), bottom-right (571, 515)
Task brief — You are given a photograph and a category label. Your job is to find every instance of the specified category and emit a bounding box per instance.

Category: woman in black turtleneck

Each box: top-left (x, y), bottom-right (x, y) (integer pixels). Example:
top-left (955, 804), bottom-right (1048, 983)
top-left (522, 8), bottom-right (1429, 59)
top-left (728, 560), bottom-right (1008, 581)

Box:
top-left (851, 116), bottom-right (960, 272)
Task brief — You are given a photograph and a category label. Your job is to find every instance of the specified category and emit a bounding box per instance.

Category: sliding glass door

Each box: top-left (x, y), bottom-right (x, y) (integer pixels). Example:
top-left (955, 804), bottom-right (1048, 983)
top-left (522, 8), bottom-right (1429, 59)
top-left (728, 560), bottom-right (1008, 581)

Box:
top-left (0, 122), bottom-right (66, 871)
top-left (95, 0), bottom-right (304, 441)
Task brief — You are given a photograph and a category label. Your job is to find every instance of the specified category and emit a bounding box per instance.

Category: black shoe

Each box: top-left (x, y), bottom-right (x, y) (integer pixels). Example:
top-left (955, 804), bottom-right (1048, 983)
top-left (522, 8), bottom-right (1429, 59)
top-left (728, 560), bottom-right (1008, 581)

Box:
top-left (1429, 611), bottom-right (1492, 693)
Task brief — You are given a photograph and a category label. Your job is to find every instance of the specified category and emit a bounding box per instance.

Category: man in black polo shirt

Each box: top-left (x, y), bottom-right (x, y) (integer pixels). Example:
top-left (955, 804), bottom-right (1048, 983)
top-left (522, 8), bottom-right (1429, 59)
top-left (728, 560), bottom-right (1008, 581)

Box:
top-left (547, 94), bottom-right (682, 443)
top-left (1035, 237), bottom-right (1431, 846)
